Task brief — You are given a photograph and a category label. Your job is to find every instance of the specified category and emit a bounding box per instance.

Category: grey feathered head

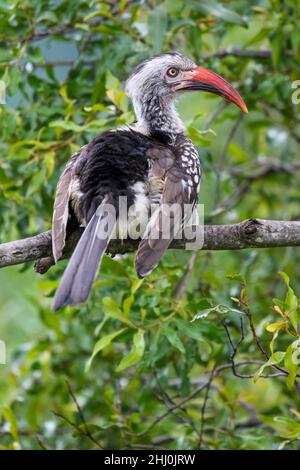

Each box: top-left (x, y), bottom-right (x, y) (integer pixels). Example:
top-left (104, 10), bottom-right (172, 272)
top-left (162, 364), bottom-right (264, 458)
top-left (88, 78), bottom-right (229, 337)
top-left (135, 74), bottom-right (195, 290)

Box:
top-left (126, 51), bottom-right (248, 113)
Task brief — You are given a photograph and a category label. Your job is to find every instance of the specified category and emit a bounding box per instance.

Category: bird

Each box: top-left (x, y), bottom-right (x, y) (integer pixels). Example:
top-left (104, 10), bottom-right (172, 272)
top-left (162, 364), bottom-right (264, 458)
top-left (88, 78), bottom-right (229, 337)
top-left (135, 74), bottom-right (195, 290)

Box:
top-left (52, 52), bottom-right (247, 310)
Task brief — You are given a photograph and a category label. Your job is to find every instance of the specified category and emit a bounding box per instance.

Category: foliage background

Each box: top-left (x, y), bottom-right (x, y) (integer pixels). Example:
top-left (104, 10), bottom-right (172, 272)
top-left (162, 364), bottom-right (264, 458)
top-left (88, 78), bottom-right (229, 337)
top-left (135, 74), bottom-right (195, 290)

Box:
top-left (0, 0), bottom-right (300, 450)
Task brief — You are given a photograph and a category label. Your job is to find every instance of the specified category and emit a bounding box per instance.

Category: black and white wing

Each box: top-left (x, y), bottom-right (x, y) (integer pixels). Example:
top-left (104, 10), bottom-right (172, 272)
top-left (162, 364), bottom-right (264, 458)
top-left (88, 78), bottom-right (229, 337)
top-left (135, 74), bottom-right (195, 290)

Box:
top-left (135, 145), bottom-right (198, 278)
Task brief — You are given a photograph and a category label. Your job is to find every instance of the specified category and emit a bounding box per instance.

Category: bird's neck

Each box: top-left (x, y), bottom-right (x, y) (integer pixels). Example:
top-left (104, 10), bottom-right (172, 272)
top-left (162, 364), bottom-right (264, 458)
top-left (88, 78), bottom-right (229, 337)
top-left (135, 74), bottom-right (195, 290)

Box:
top-left (132, 93), bottom-right (184, 143)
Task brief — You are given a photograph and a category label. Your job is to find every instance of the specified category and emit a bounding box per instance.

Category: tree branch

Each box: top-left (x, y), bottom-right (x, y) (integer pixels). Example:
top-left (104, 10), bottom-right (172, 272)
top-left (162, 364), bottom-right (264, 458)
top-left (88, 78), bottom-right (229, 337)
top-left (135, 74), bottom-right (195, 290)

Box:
top-left (0, 219), bottom-right (300, 273)
top-left (202, 48), bottom-right (294, 60)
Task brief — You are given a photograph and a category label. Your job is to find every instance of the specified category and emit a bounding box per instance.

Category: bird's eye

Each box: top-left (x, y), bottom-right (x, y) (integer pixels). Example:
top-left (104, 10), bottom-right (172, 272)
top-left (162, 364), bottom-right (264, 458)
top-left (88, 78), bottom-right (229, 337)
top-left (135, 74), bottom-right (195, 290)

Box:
top-left (166, 67), bottom-right (179, 78)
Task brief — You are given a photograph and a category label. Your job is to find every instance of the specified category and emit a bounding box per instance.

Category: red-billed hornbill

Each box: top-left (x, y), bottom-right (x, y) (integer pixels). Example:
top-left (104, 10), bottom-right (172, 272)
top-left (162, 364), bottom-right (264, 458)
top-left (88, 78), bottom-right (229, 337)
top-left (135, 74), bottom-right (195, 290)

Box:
top-left (52, 52), bottom-right (247, 310)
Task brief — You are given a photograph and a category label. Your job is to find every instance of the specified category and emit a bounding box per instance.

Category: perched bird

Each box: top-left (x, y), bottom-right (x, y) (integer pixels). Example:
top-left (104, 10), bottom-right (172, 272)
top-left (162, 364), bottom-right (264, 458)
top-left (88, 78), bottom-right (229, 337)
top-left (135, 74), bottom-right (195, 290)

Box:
top-left (52, 52), bottom-right (247, 310)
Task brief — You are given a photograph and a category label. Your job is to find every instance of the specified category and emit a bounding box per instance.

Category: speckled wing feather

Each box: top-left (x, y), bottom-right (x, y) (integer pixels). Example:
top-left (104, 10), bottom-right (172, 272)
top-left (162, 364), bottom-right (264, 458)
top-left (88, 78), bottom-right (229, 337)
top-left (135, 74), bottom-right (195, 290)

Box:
top-left (135, 146), bottom-right (197, 278)
top-left (52, 151), bottom-right (80, 263)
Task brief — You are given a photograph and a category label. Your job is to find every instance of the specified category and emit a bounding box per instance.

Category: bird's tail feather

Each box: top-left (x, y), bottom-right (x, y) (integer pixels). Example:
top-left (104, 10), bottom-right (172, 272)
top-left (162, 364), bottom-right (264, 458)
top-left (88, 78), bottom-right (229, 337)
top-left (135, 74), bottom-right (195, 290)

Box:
top-left (135, 203), bottom-right (183, 278)
top-left (53, 195), bottom-right (116, 310)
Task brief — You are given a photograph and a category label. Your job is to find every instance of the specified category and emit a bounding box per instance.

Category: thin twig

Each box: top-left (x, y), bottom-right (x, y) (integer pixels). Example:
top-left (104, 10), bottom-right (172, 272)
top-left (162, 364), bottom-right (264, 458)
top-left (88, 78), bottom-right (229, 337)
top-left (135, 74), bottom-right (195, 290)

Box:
top-left (202, 48), bottom-right (293, 61)
top-left (65, 380), bottom-right (104, 449)
top-left (131, 360), bottom-right (284, 438)
top-left (199, 365), bottom-right (216, 449)
top-left (213, 113), bottom-right (244, 209)
top-left (152, 368), bottom-right (200, 439)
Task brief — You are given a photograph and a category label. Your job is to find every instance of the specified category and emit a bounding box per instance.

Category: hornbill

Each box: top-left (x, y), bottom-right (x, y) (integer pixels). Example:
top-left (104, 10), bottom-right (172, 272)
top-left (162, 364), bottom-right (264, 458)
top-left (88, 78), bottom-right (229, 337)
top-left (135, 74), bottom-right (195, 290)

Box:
top-left (52, 52), bottom-right (247, 310)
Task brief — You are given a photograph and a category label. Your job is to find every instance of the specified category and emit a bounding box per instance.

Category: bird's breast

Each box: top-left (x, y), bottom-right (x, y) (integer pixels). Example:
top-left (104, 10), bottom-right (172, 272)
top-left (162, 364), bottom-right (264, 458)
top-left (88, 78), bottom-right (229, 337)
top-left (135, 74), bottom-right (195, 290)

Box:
top-left (115, 180), bottom-right (153, 239)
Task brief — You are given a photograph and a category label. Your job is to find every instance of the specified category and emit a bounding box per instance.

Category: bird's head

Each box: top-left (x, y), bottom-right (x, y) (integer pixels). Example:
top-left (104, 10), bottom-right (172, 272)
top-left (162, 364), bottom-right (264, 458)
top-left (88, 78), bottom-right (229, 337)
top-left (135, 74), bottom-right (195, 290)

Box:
top-left (126, 52), bottom-right (247, 116)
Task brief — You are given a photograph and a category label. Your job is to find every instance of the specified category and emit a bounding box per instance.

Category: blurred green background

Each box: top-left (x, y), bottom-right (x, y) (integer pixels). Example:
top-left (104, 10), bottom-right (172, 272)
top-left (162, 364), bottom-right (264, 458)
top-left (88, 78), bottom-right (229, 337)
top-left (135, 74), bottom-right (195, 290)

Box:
top-left (0, 0), bottom-right (300, 450)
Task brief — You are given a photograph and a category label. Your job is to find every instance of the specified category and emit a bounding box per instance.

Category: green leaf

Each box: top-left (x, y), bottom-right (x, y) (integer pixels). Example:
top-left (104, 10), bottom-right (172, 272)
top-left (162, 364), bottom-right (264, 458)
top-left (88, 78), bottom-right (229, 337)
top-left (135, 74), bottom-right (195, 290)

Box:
top-left (175, 319), bottom-right (212, 357)
top-left (265, 322), bottom-right (286, 333)
top-left (192, 1), bottom-right (248, 27)
top-left (279, 272), bottom-right (298, 331)
top-left (254, 351), bottom-right (286, 382)
top-left (122, 278), bottom-right (144, 317)
top-left (271, 32), bottom-right (283, 68)
top-left (0, 79), bottom-right (5, 104)
top-left (175, 318), bottom-right (205, 342)
top-left (49, 120), bottom-right (88, 133)
top-left (243, 27), bottom-right (271, 48)
top-left (36, 11), bottom-right (58, 23)
top-left (26, 166), bottom-right (47, 196)
top-left (187, 126), bottom-right (216, 145)
top-left (85, 328), bottom-right (127, 371)
top-left (148, 6), bottom-right (168, 53)
top-left (228, 142), bottom-right (249, 163)
top-left (102, 297), bottom-right (136, 328)
top-left (101, 255), bottom-right (129, 278)
top-left (284, 341), bottom-right (299, 389)
top-left (2, 407), bottom-right (19, 441)
top-left (116, 329), bottom-right (145, 372)
top-left (272, 298), bottom-right (286, 311)
top-left (193, 304), bottom-right (244, 321)
top-left (44, 150), bottom-right (55, 176)
top-left (105, 70), bottom-right (120, 91)
top-left (160, 324), bottom-right (185, 353)
top-left (226, 273), bottom-right (246, 285)
top-left (265, 320), bottom-right (287, 354)
top-left (273, 416), bottom-right (300, 439)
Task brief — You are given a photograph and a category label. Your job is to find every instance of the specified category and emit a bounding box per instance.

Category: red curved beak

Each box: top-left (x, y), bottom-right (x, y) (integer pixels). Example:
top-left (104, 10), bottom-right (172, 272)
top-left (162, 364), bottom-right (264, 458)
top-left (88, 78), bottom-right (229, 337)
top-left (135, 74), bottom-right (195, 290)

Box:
top-left (177, 66), bottom-right (248, 113)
